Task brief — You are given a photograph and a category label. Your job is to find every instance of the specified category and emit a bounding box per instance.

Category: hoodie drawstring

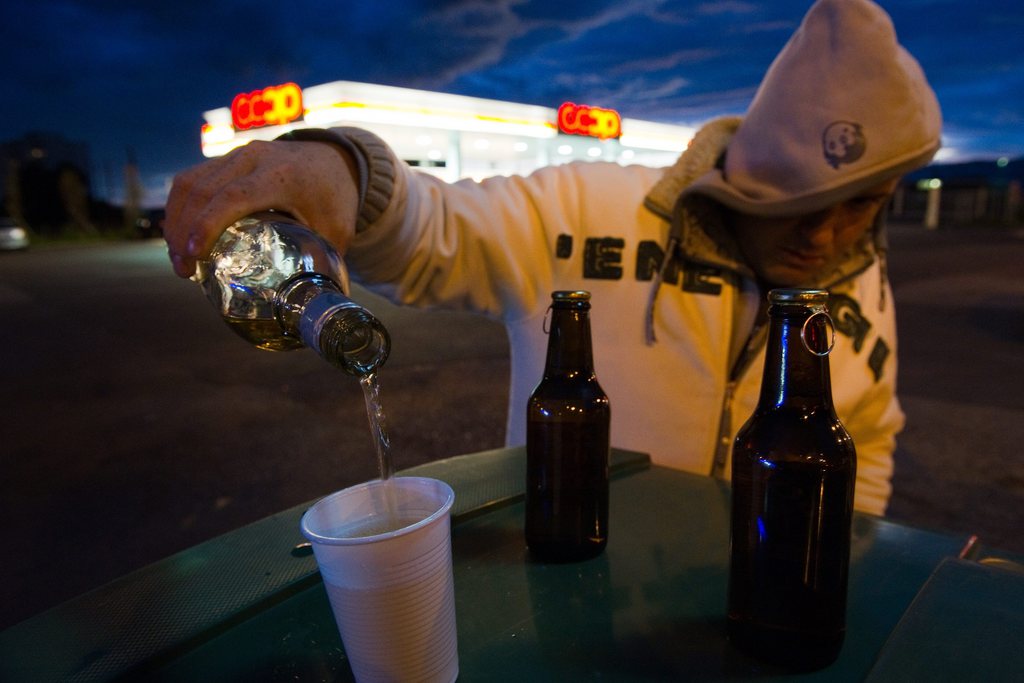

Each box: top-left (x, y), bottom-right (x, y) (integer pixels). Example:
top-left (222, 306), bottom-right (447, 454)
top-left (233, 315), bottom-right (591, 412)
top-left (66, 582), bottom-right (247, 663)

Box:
top-left (644, 234), bottom-right (680, 345)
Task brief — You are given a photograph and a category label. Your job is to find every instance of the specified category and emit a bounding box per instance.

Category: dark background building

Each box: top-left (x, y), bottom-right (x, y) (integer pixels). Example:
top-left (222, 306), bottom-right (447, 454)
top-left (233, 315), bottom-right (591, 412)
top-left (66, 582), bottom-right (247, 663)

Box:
top-left (1, 131), bottom-right (141, 238)
top-left (892, 157), bottom-right (1023, 228)
top-left (3, 130), bottom-right (1020, 241)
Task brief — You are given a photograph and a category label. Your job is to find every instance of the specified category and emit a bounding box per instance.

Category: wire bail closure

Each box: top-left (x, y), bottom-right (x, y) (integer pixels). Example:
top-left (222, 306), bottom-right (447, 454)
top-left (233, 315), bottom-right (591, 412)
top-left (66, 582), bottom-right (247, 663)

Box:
top-left (801, 310), bottom-right (836, 356)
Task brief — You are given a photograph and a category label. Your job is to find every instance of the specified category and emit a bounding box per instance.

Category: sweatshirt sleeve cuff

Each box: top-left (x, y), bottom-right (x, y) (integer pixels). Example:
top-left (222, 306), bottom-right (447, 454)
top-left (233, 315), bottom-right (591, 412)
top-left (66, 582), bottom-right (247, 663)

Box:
top-left (275, 127), bottom-right (396, 234)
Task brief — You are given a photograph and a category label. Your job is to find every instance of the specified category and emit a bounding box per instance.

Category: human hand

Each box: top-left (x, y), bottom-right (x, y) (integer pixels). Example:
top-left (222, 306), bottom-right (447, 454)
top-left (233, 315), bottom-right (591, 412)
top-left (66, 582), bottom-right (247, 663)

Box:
top-left (164, 139), bottom-right (361, 278)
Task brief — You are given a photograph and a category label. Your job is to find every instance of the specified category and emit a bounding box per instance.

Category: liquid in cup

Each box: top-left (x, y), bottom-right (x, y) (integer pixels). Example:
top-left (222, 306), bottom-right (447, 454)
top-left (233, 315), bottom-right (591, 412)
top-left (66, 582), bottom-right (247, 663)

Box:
top-left (301, 477), bottom-right (458, 683)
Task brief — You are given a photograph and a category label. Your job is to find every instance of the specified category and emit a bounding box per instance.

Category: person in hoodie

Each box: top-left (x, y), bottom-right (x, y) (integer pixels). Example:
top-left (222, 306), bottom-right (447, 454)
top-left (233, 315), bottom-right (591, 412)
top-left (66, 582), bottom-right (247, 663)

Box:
top-left (164, 0), bottom-right (942, 516)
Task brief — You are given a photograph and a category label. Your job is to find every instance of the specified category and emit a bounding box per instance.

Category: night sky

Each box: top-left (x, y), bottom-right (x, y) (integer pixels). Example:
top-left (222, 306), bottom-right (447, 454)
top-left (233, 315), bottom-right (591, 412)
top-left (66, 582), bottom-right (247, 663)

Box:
top-left (3, 0), bottom-right (1022, 206)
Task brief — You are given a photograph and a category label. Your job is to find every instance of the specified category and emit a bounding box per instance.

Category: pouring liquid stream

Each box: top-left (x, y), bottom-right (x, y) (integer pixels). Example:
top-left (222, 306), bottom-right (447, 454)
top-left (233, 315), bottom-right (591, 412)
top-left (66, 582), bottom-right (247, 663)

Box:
top-left (360, 372), bottom-right (394, 481)
top-left (360, 372), bottom-right (403, 528)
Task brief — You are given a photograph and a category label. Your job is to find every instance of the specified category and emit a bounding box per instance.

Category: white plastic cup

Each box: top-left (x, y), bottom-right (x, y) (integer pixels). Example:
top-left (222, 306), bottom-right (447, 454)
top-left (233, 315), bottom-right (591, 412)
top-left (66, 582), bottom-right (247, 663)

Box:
top-left (300, 477), bottom-right (458, 683)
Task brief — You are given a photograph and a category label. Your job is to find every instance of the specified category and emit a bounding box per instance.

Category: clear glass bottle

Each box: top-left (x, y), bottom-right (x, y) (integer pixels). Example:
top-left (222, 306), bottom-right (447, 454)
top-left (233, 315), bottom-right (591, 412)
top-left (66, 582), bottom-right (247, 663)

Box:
top-left (525, 290), bottom-right (611, 562)
top-left (194, 213), bottom-right (390, 376)
top-left (727, 288), bottom-right (856, 671)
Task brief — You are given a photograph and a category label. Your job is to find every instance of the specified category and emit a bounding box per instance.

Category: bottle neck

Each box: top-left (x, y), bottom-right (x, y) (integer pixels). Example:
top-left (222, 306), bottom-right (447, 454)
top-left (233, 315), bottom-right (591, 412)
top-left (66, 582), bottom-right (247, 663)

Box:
top-left (758, 304), bottom-right (834, 410)
top-left (275, 273), bottom-right (342, 337)
top-left (276, 272), bottom-right (391, 376)
top-left (544, 305), bottom-right (595, 377)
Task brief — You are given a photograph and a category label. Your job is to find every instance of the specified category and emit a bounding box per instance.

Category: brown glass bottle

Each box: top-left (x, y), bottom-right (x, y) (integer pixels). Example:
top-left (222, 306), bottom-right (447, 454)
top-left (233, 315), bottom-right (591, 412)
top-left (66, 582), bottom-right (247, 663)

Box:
top-left (526, 291), bottom-right (610, 562)
top-left (727, 289), bottom-right (856, 671)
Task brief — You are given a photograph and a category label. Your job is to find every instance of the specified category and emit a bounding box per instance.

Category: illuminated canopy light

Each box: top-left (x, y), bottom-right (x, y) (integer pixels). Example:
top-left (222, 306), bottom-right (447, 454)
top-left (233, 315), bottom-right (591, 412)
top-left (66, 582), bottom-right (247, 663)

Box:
top-left (304, 101), bottom-right (557, 139)
top-left (201, 122), bottom-right (249, 158)
top-left (302, 81), bottom-right (559, 139)
top-left (201, 122), bottom-right (235, 145)
top-left (201, 121), bottom-right (302, 158)
top-left (619, 132), bottom-right (689, 153)
top-left (201, 80), bottom-right (696, 162)
top-left (618, 118), bottom-right (693, 153)
top-left (201, 138), bottom-right (250, 158)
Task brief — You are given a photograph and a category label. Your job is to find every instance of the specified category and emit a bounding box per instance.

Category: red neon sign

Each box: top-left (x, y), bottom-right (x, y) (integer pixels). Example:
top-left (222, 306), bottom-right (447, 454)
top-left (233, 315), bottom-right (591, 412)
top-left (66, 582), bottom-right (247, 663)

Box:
top-left (231, 82), bottom-right (303, 131)
top-left (557, 102), bottom-right (621, 140)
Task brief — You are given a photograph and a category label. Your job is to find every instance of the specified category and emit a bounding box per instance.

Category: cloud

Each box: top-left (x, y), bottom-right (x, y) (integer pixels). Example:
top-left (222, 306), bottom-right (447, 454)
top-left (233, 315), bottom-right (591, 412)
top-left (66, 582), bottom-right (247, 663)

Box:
top-left (694, 1), bottom-right (759, 16)
top-left (405, 1), bottom-right (530, 88)
top-left (603, 76), bottom-right (695, 107)
top-left (410, 0), bottom-right (680, 89)
top-left (609, 48), bottom-right (721, 75)
top-left (3, 0), bottom-right (1022, 204)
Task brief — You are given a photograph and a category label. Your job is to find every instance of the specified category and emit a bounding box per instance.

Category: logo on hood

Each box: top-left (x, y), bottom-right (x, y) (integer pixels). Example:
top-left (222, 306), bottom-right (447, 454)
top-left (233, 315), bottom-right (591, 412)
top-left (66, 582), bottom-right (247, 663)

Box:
top-left (822, 121), bottom-right (866, 169)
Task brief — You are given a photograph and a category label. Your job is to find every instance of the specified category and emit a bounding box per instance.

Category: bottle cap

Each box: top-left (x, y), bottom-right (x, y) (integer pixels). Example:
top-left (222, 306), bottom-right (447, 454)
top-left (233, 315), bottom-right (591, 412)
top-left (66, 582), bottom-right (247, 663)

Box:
top-left (768, 288), bottom-right (828, 305)
top-left (768, 289), bottom-right (835, 355)
top-left (551, 290), bottom-right (591, 302)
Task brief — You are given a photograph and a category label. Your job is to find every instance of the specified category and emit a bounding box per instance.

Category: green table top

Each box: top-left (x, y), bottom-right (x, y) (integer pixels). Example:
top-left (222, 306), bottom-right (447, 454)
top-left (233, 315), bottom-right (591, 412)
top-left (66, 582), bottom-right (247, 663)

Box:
top-left (2, 447), bottom-right (1020, 681)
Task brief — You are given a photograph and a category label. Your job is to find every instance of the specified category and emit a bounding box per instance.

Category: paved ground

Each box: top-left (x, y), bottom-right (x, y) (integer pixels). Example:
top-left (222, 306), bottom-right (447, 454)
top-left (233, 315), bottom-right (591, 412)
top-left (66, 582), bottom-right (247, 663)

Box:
top-left (1, 222), bottom-right (1022, 631)
top-left (884, 223), bottom-right (1024, 551)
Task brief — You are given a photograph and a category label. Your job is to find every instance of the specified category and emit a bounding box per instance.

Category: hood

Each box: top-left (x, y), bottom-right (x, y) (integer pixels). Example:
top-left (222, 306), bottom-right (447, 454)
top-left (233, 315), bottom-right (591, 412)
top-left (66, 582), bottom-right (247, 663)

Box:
top-left (641, 117), bottom-right (885, 345)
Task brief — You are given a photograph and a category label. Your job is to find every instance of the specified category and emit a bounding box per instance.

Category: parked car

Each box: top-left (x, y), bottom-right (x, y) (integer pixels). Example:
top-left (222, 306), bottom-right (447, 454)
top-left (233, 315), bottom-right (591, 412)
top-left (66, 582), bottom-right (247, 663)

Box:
top-left (0, 216), bottom-right (30, 251)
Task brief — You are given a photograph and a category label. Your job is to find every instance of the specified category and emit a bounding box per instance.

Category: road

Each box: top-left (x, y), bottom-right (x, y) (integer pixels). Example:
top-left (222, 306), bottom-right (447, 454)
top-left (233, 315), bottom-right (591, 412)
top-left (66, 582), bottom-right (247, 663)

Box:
top-left (1, 224), bottom-right (1022, 630)
top-left (0, 241), bottom-right (510, 630)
